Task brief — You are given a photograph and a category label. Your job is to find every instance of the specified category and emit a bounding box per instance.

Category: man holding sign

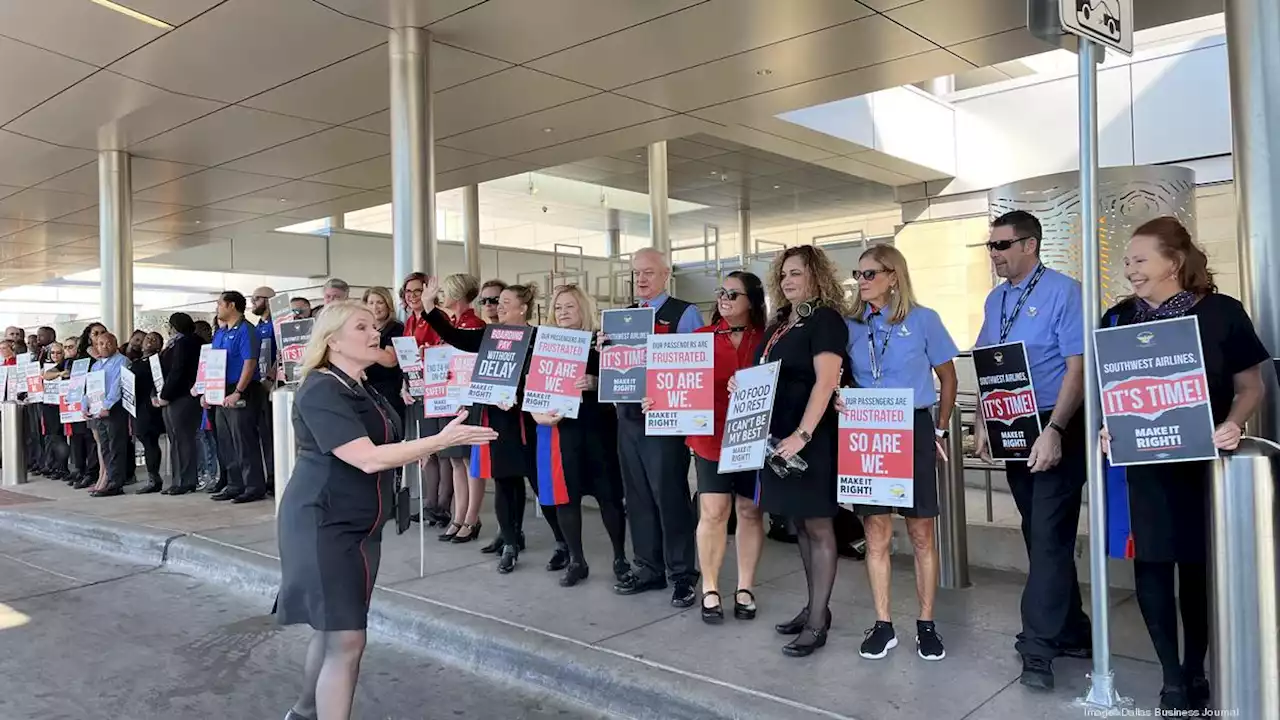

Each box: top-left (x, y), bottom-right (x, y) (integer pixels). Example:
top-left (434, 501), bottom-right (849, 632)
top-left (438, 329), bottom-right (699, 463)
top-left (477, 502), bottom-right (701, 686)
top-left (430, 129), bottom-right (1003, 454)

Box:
top-left (975, 211), bottom-right (1090, 690)
top-left (208, 291), bottom-right (268, 504)
top-left (88, 333), bottom-right (130, 497)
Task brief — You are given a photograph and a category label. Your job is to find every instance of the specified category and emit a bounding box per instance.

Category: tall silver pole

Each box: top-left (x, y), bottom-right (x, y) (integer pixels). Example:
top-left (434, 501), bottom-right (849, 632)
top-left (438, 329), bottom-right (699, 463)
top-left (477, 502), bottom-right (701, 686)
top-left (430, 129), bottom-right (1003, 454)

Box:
top-left (605, 208), bottom-right (621, 258)
top-left (737, 203), bottom-right (752, 263)
top-left (1076, 38), bottom-right (1119, 709)
top-left (647, 141), bottom-right (670, 256)
top-left (98, 150), bottom-right (133, 334)
top-left (1225, 0), bottom-right (1280, 440)
top-left (463, 184), bottom-right (481, 279)
top-left (1, 402), bottom-right (27, 486)
top-left (935, 409), bottom-right (969, 589)
top-left (389, 26), bottom-right (436, 293)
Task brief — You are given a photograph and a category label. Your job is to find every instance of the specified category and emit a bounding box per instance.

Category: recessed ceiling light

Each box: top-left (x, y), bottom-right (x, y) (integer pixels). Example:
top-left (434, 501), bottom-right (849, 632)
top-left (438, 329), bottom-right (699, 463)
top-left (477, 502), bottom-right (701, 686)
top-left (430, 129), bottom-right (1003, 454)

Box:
top-left (194, 220), bottom-right (201, 224)
top-left (278, 198), bottom-right (288, 203)
top-left (89, 0), bottom-right (174, 29)
top-left (542, 127), bottom-right (554, 133)
top-left (773, 185), bottom-right (781, 189)
top-left (756, 68), bottom-right (773, 76)
top-left (709, 170), bottom-right (719, 176)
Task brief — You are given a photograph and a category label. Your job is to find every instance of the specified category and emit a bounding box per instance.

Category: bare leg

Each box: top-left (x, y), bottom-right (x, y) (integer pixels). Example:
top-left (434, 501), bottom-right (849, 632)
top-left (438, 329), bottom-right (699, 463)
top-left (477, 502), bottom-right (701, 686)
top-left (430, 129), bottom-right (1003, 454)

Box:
top-left (433, 456), bottom-right (453, 513)
top-left (905, 517), bottom-right (938, 622)
top-left (449, 458), bottom-right (469, 525)
top-left (696, 493), bottom-right (732, 601)
top-left (315, 629), bottom-right (366, 720)
top-left (733, 496), bottom-right (764, 602)
top-left (292, 630), bottom-right (326, 718)
top-left (863, 515), bottom-right (895, 622)
top-left (420, 457), bottom-right (442, 515)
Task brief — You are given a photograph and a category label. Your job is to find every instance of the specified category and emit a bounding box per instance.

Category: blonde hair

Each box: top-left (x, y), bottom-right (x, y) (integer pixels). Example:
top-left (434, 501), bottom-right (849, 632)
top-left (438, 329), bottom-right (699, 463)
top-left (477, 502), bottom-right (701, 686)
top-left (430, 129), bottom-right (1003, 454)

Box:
top-left (765, 245), bottom-right (851, 325)
top-left (505, 282), bottom-right (539, 322)
top-left (361, 286), bottom-right (397, 322)
top-left (441, 273), bottom-right (480, 304)
top-left (850, 245), bottom-right (918, 325)
top-left (300, 300), bottom-right (374, 378)
top-left (546, 284), bottom-right (598, 332)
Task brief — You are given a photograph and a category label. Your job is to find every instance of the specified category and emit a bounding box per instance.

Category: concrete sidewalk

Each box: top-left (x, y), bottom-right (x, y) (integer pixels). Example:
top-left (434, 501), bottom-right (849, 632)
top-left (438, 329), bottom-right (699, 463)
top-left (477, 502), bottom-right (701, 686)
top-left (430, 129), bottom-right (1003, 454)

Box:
top-left (0, 476), bottom-right (1169, 719)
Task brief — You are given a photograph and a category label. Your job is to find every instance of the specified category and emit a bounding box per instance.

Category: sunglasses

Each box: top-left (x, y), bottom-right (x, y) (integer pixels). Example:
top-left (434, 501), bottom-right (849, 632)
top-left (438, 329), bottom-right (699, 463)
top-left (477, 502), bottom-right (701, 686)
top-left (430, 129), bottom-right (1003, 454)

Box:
top-left (714, 288), bottom-right (744, 301)
top-left (852, 269), bottom-right (894, 281)
top-left (986, 236), bottom-right (1034, 252)
top-left (478, 297), bottom-right (500, 306)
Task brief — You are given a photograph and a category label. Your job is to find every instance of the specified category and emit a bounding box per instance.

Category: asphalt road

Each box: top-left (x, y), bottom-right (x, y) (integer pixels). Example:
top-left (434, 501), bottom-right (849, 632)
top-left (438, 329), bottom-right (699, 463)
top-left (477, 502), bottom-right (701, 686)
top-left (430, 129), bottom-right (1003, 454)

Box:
top-left (0, 529), bottom-right (604, 720)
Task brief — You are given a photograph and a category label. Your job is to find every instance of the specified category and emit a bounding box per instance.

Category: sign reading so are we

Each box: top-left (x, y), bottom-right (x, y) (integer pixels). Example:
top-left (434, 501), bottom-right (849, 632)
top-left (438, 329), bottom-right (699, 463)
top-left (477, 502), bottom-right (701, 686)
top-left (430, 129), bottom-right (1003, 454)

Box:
top-left (644, 334), bottom-right (714, 436)
top-left (837, 388), bottom-right (915, 508)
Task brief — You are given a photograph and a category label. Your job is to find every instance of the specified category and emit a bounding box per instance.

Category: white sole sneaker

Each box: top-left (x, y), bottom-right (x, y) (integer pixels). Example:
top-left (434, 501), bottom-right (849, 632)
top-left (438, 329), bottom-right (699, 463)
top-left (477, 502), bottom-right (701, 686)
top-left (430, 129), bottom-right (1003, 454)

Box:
top-left (917, 642), bottom-right (946, 661)
top-left (859, 635), bottom-right (898, 659)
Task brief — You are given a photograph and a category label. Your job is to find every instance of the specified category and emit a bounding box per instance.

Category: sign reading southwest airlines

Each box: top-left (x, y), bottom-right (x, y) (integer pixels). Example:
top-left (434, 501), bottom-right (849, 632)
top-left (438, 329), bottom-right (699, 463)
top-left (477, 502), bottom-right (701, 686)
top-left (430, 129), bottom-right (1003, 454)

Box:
top-left (973, 341), bottom-right (1042, 460)
top-left (1095, 316), bottom-right (1216, 466)
top-left (599, 307), bottom-right (654, 403)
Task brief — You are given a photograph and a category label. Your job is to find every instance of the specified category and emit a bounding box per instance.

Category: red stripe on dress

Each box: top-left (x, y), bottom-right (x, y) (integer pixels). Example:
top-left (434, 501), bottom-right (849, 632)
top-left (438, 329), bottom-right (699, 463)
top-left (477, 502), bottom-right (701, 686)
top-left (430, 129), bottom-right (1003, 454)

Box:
top-left (550, 425), bottom-right (570, 505)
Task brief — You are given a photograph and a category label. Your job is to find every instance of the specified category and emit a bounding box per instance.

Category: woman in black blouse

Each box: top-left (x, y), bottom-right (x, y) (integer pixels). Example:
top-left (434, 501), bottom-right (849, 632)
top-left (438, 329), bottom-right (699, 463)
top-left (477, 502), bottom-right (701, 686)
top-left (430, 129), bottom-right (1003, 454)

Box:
top-left (131, 332), bottom-right (167, 494)
top-left (276, 300), bottom-right (495, 720)
top-left (361, 287), bottom-right (406, 421)
top-left (1100, 217), bottom-right (1269, 713)
top-left (754, 245), bottom-right (850, 657)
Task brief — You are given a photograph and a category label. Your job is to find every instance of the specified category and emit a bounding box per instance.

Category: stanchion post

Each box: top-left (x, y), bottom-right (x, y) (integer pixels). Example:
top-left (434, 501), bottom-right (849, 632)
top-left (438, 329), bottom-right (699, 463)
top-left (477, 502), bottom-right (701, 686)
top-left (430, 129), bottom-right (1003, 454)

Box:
top-left (272, 387), bottom-right (297, 517)
top-left (1, 401), bottom-right (28, 487)
top-left (1211, 437), bottom-right (1279, 719)
top-left (936, 409), bottom-right (970, 589)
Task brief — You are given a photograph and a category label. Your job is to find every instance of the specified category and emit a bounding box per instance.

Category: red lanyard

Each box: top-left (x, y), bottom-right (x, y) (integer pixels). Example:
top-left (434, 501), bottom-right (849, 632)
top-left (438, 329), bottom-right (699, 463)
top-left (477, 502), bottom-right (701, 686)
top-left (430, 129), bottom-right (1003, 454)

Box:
top-left (760, 320), bottom-right (797, 364)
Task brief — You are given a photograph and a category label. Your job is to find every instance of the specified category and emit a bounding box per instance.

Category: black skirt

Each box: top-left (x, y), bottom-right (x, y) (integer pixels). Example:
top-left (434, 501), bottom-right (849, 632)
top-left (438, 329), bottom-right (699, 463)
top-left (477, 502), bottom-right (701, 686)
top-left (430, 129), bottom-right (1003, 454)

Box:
top-left (1125, 461), bottom-right (1210, 564)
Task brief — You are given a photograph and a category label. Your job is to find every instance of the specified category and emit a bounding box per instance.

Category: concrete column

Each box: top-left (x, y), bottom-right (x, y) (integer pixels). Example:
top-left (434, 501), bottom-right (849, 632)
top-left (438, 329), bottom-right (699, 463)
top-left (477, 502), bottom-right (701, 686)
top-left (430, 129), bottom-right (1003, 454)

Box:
top-left (389, 26), bottom-right (436, 290)
top-left (98, 150), bottom-right (133, 334)
top-left (1225, 0), bottom-right (1280, 439)
top-left (463, 184), bottom-right (481, 279)
top-left (925, 74), bottom-right (955, 97)
top-left (737, 203), bottom-right (752, 261)
top-left (647, 141), bottom-right (670, 255)
top-left (605, 208), bottom-right (621, 257)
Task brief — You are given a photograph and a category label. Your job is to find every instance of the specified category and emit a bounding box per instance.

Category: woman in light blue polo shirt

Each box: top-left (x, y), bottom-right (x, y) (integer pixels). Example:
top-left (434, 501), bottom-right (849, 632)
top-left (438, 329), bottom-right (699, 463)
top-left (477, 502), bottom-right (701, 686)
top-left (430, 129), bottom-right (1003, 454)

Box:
top-left (843, 245), bottom-right (959, 663)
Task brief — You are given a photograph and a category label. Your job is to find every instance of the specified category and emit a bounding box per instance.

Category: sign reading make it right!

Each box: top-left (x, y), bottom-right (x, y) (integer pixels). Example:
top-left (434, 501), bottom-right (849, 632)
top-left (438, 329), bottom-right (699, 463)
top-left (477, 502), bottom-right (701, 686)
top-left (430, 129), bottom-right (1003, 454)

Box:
top-left (837, 388), bottom-right (915, 508)
top-left (973, 341), bottom-right (1042, 460)
top-left (599, 308), bottom-right (654, 403)
top-left (1095, 316), bottom-right (1217, 466)
top-left (466, 325), bottom-right (534, 407)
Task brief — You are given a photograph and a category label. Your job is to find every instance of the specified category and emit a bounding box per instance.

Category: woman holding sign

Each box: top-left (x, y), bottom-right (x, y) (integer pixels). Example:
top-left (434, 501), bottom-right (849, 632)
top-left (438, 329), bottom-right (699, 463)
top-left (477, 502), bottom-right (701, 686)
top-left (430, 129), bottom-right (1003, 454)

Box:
top-left (1099, 217), bottom-right (1269, 713)
top-left (841, 245), bottom-right (958, 662)
top-left (755, 245), bottom-right (850, 657)
top-left (399, 272), bottom-right (453, 528)
top-left (529, 284), bottom-right (630, 587)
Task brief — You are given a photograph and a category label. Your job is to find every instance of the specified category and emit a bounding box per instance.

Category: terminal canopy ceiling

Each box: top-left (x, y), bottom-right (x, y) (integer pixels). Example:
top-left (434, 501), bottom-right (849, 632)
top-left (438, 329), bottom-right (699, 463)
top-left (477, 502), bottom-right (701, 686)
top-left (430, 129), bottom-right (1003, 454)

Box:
top-left (0, 0), bottom-right (1222, 285)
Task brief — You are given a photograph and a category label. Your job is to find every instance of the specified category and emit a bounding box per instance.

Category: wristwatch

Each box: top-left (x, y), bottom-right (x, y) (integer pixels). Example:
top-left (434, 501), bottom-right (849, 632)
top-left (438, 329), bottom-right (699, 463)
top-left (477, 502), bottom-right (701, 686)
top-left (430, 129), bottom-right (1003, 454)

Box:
top-left (1047, 420), bottom-right (1066, 435)
top-left (797, 429), bottom-right (813, 443)
top-left (935, 427), bottom-right (949, 439)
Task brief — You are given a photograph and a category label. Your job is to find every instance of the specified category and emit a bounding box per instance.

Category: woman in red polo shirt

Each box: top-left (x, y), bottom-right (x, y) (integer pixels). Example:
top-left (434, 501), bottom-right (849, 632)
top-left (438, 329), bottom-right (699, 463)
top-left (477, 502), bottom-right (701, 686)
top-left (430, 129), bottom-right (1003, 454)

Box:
top-left (400, 271), bottom-right (451, 527)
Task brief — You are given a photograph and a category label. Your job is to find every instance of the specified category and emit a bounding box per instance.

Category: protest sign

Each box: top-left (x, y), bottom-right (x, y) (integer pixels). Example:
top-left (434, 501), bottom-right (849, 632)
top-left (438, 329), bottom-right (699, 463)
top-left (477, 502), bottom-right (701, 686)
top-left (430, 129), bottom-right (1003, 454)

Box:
top-left (466, 325), bottom-right (534, 407)
top-left (24, 358), bottom-right (44, 398)
top-left (0, 366), bottom-right (9, 402)
top-left (522, 326), bottom-right (593, 418)
top-left (1095, 316), bottom-right (1217, 465)
top-left (644, 334), bottom-right (714, 436)
top-left (599, 308), bottom-right (653, 403)
top-left (86, 370), bottom-right (106, 416)
top-left (422, 346), bottom-right (455, 418)
top-left (718, 361), bottom-right (780, 473)
top-left (194, 345), bottom-right (211, 394)
top-left (972, 341), bottom-right (1041, 460)
top-left (43, 365), bottom-right (60, 404)
top-left (149, 354), bottom-right (164, 394)
top-left (392, 336), bottom-right (425, 397)
top-left (447, 351), bottom-right (476, 409)
top-left (203, 348), bottom-right (228, 405)
top-left (121, 367), bottom-right (137, 417)
top-left (837, 388), bottom-right (915, 507)
top-left (278, 319), bottom-right (312, 385)
top-left (60, 377), bottom-right (85, 423)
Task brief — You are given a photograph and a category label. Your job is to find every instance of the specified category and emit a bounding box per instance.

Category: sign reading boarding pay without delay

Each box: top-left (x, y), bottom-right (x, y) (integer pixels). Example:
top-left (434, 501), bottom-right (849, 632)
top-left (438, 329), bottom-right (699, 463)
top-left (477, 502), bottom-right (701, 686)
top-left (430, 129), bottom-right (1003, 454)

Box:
top-left (466, 325), bottom-right (534, 407)
top-left (1060, 0), bottom-right (1133, 54)
top-left (645, 334), bottom-right (714, 436)
top-left (718, 361), bottom-right (780, 473)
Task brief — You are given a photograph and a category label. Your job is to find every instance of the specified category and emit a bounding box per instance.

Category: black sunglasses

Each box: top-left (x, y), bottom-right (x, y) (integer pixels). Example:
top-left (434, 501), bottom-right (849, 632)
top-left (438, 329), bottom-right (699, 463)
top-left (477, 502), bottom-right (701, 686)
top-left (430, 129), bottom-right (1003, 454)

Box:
top-left (478, 297), bottom-right (500, 306)
top-left (986, 236), bottom-right (1034, 252)
top-left (714, 288), bottom-right (744, 301)
top-left (852, 269), bottom-right (894, 281)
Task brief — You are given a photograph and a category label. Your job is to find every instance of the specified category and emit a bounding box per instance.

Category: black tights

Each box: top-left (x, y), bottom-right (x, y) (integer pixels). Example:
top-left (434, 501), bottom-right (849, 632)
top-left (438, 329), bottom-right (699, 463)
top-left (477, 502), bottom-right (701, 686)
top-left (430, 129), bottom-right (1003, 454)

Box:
top-left (493, 476), bottom-right (564, 550)
top-left (293, 629), bottom-right (367, 720)
top-left (794, 517), bottom-right (838, 640)
top-left (1134, 560), bottom-right (1209, 687)
top-left (551, 496), bottom-right (628, 566)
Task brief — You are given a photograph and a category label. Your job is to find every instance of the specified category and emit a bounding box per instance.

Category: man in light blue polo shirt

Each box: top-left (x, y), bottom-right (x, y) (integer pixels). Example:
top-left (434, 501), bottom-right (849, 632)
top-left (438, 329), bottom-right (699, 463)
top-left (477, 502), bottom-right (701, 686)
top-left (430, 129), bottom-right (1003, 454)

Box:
top-left (209, 290), bottom-right (267, 504)
top-left (975, 210), bottom-right (1090, 692)
top-left (89, 332), bottom-right (131, 497)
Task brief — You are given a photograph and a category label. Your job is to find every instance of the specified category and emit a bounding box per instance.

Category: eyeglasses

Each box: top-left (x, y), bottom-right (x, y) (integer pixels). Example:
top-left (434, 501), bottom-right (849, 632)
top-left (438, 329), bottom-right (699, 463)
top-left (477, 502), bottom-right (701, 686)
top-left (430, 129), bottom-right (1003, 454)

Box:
top-left (852, 269), bottom-right (893, 281)
top-left (986, 236), bottom-right (1034, 252)
top-left (478, 297), bottom-right (500, 306)
top-left (714, 288), bottom-right (744, 301)
top-left (403, 288), bottom-right (424, 297)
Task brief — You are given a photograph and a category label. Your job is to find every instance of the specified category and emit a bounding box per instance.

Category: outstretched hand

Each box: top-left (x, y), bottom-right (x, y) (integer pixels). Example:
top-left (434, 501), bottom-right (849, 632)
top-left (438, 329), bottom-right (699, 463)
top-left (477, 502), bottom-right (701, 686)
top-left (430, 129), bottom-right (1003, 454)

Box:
top-left (437, 410), bottom-right (497, 448)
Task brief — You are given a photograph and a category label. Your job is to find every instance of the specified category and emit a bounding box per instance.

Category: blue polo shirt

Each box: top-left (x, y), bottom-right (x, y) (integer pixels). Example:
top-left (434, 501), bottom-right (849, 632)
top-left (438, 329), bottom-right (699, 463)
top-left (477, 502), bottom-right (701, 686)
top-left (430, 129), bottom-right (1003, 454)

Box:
top-left (255, 317), bottom-right (276, 378)
top-left (213, 318), bottom-right (260, 386)
top-left (847, 305), bottom-right (958, 408)
top-left (975, 265), bottom-right (1083, 410)
top-left (94, 352), bottom-right (129, 409)
top-left (641, 292), bottom-right (704, 334)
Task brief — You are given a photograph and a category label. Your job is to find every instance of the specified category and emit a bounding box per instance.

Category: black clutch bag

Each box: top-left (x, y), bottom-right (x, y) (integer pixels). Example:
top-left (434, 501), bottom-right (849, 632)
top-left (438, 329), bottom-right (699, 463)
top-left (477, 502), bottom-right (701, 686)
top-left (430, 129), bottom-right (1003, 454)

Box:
top-left (394, 469), bottom-right (412, 535)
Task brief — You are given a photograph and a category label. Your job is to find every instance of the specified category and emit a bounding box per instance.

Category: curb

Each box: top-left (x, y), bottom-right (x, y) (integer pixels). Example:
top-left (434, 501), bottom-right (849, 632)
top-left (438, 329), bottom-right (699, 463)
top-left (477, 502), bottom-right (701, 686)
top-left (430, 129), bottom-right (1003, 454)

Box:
top-left (0, 508), bottom-right (856, 720)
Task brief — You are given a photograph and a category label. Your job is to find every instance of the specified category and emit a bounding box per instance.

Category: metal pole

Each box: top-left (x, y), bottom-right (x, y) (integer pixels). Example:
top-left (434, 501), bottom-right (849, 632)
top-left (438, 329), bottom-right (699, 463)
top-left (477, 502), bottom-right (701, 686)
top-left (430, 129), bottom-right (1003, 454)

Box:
top-left (1210, 437), bottom-right (1280, 719)
top-left (1, 402), bottom-right (27, 486)
top-left (1225, 0), bottom-right (1280, 440)
top-left (389, 26), bottom-right (436, 294)
top-left (936, 408), bottom-right (969, 589)
top-left (605, 208), bottom-right (621, 258)
top-left (463, 184), bottom-right (481, 279)
top-left (647, 141), bottom-right (670, 256)
top-left (737, 204), bottom-right (752, 263)
top-left (98, 150), bottom-right (133, 334)
top-left (271, 387), bottom-right (297, 517)
top-left (1076, 38), bottom-right (1120, 710)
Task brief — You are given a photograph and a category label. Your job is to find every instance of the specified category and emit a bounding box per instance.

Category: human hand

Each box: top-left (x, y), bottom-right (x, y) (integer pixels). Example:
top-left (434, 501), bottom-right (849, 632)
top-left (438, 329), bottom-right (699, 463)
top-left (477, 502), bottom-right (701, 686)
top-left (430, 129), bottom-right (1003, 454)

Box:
top-left (726, 376), bottom-right (738, 395)
top-left (934, 439), bottom-right (948, 462)
top-left (496, 402), bottom-right (513, 412)
top-left (1028, 425), bottom-right (1063, 473)
top-left (833, 391), bottom-right (847, 413)
top-left (438, 411), bottom-right (498, 447)
top-left (1099, 427), bottom-right (1112, 457)
top-left (422, 276), bottom-right (440, 311)
top-left (400, 387), bottom-right (414, 406)
top-left (1213, 420), bottom-right (1242, 451)
top-left (595, 333), bottom-right (611, 352)
top-left (974, 423), bottom-right (992, 463)
top-left (640, 397), bottom-right (653, 413)
top-left (223, 391), bottom-right (241, 408)
top-left (200, 396), bottom-right (209, 410)
top-left (574, 375), bottom-right (597, 391)
top-left (775, 433), bottom-right (807, 460)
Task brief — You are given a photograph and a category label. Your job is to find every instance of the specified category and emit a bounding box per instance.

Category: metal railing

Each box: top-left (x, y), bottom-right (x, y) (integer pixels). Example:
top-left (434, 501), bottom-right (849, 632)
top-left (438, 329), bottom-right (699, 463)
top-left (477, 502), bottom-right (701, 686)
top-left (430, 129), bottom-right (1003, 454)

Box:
top-left (936, 408), bottom-right (970, 589)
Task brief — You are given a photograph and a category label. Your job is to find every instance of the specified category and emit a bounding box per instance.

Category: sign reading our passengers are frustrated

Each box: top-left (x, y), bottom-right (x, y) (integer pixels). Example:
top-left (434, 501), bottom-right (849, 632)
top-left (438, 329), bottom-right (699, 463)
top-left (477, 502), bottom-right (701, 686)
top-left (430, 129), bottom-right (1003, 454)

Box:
top-left (466, 325), bottom-right (534, 407)
top-left (644, 333), bottom-right (714, 436)
top-left (718, 361), bottom-right (780, 473)
top-left (522, 326), bottom-right (593, 419)
top-left (1095, 316), bottom-right (1217, 466)
top-left (837, 388), bottom-right (915, 508)
top-left (973, 341), bottom-right (1042, 460)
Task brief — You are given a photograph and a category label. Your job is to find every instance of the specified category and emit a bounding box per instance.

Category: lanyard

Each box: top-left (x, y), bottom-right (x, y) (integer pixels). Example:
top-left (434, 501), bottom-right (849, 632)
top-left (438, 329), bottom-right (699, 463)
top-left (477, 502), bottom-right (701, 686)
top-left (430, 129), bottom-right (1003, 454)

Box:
top-left (865, 313), bottom-right (892, 383)
top-left (999, 264), bottom-right (1046, 343)
top-left (760, 320), bottom-right (795, 364)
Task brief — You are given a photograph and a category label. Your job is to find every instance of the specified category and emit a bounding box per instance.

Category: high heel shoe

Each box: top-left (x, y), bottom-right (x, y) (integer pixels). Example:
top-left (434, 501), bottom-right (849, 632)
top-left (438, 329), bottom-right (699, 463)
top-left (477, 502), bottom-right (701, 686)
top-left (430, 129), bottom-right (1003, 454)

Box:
top-left (775, 606), bottom-right (810, 635)
top-left (560, 562), bottom-right (589, 587)
top-left (451, 521), bottom-right (480, 544)
top-left (437, 522), bottom-right (462, 541)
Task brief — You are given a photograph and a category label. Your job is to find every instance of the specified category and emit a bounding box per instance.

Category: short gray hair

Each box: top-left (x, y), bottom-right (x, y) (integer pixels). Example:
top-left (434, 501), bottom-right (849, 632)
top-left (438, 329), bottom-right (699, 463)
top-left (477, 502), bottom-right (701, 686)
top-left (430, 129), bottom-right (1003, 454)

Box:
top-left (324, 278), bottom-right (350, 293)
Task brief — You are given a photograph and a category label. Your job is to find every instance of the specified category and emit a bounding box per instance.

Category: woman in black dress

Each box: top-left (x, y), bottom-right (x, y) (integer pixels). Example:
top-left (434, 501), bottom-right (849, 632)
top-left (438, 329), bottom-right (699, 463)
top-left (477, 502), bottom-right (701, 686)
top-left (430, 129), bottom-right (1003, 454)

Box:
top-left (1100, 217), bottom-right (1269, 713)
top-left (360, 287), bottom-right (405, 420)
top-left (130, 332), bottom-right (167, 493)
top-left (755, 245), bottom-right (849, 657)
top-left (276, 300), bottom-right (496, 720)
top-left (530, 284), bottom-right (630, 586)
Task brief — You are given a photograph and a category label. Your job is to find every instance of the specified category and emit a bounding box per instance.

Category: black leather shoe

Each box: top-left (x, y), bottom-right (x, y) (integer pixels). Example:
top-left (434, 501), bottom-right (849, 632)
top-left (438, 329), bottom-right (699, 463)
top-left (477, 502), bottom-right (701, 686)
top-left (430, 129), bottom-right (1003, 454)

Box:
top-left (517, 530), bottom-right (527, 552)
top-left (559, 562), bottom-right (589, 587)
top-left (232, 492), bottom-right (266, 504)
top-left (1058, 644), bottom-right (1092, 659)
top-left (135, 483), bottom-right (162, 495)
top-left (671, 580), bottom-right (696, 608)
top-left (205, 482), bottom-right (226, 494)
top-left (89, 486), bottom-right (124, 498)
top-left (782, 625), bottom-right (829, 657)
top-left (284, 709), bottom-right (314, 720)
top-left (1019, 656), bottom-right (1055, 691)
top-left (73, 477), bottom-right (95, 490)
top-left (775, 607), bottom-right (810, 635)
top-left (1186, 675), bottom-right (1210, 712)
top-left (438, 522), bottom-right (462, 541)
top-left (701, 591), bottom-right (724, 624)
top-left (1159, 684), bottom-right (1190, 712)
top-left (614, 573), bottom-right (667, 596)
top-left (734, 589), bottom-right (757, 620)
top-left (497, 545), bottom-right (518, 574)
top-left (612, 557), bottom-right (631, 582)
top-left (480, 536), bottom-right (504, 554)
top-left (546, 542), bottom-right (570, 572)
top-left (210, 490), bottom-right (239, 502)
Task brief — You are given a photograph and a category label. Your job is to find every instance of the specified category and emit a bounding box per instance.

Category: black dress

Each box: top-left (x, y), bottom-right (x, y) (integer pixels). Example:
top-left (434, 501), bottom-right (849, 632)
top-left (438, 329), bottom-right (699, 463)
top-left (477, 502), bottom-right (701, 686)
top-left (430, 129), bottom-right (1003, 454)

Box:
top-left (276, 366), bottom-right (404, 631)
top-left (534, 348), bottom-right (624, 506)
top-left (365, 319), bottom-right (406, 422)
top-left (1102, 294), bottom-right (1270, 563)
top-left (754, 306), bottom-right (850, 519)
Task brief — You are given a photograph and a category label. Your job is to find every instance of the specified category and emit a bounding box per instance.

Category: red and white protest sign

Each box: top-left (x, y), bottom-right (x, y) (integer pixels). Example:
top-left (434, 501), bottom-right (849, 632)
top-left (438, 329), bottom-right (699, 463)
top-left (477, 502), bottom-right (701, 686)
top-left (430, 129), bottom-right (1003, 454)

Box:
top-left (448, 351), bottom-right (476, 408)
top-left (523, 326), bottom-right (593, 419)
top-left (837, 388), bottom-right (915, 508)
top-left (392, 336), bottom-right (425, 397)
top-left (644, 334), bottom-right (714, 436)
top-left (422, 346), bottom-right (455, 418)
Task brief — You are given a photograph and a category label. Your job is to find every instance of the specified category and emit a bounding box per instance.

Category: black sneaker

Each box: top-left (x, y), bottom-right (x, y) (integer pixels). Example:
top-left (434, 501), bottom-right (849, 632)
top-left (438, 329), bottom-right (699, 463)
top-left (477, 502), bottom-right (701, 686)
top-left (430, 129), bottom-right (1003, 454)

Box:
top-left (916, 620), bottom-right (945, 660)
top-left (859, 621), bottom-right (897, 659)
top-left (1019, 656), bottom-right (1054, 691)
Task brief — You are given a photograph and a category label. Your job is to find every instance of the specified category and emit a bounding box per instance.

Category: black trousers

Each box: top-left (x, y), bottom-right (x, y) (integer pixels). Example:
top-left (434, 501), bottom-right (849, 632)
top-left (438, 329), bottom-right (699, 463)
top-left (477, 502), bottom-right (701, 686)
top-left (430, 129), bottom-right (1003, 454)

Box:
top-left (68, 422), bottom-right (98, 477)
top-left (257, 384), bottom-right (274, 485)
top-left (101, 405), bottom-right (131, 488)
top-left (214, 384), bottom-right (267, 496)
top-left (1006, 411), bottom-right (1092, 661)
top-left (24, 403), bottom-right (41, 467)
top-left (39, 405), bottom-right (67, 473)
top-left (164, 395), bottom-right (202, 491)
top-left (493, 476), bottom-right (525, 549)
top-left (137, 427), bottom-right (163, 485)
top-left (617, 416), bottom-right (697, 584)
